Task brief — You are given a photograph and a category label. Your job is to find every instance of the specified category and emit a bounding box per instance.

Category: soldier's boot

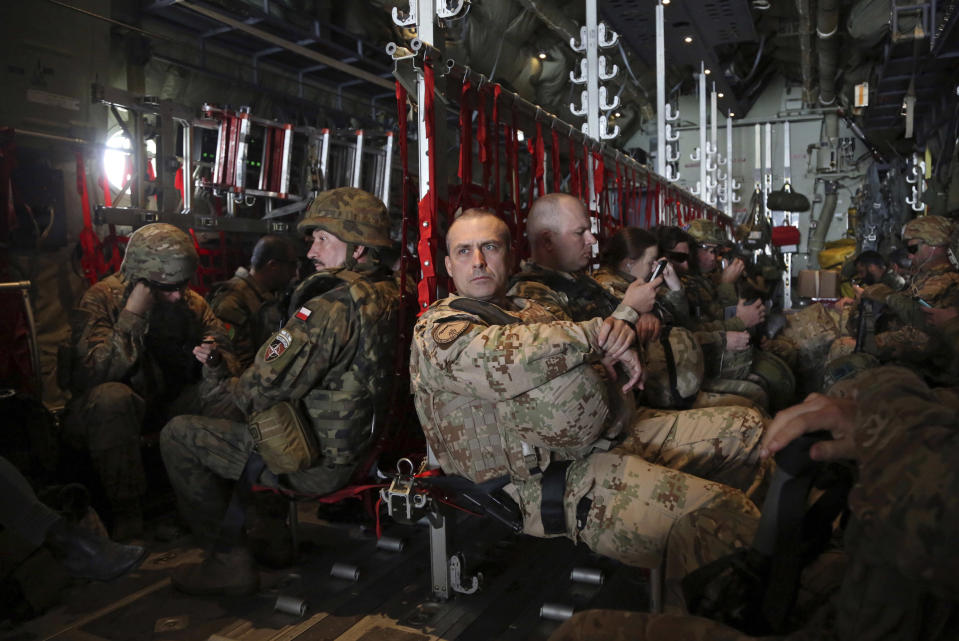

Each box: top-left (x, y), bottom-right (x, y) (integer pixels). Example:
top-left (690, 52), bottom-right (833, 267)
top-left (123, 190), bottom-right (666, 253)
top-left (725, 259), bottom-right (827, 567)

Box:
top-left (46, 519), bottom-right (146, 581)
top-left (248, 493), bottom-right (295, 568)
top-left (171, 545), bottom-right (260, 596)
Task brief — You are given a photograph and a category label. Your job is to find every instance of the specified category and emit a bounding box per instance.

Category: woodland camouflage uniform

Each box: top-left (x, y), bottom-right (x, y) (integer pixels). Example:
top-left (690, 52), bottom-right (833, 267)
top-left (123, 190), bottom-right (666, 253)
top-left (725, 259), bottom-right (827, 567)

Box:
top-left (410, 294), bottom-right (765, 573)
top-left (549, 366), bottom-right (959, 641)
top-left (208, 266), bottom-right (285, 369)
top-left (160, 187), bottom-right (400, 539)
top-left (63, 224), bottom-right (237, 523)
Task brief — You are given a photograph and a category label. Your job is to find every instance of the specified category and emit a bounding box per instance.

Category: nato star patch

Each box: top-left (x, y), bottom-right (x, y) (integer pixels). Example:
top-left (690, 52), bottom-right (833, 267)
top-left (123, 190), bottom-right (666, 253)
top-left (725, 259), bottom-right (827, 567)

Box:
top-left (264, 329), bottom-right (293, 362)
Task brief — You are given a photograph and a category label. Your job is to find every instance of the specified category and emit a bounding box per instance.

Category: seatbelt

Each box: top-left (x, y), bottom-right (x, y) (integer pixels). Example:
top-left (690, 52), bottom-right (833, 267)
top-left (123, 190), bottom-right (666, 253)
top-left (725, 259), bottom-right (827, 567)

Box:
top-left (541, 459), bottom-right (572, 535)
top-left (216, 452), bottom-right (270, 552)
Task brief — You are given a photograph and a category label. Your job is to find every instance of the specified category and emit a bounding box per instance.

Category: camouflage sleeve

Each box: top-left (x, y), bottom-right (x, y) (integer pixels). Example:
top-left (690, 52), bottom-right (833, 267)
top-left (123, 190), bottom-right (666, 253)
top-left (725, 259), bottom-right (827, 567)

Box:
top-left (194, 294), bottom-right (242, 376)
top-left (849, 366), bottom-right (959, 596)
top-left (202, 295), bottom-right (353, 415)
top-left (506, 280), bottom-right (574, 321)
top-left (883, 292), bottom-right (928, 330)
top-left (73, 285), bottom-right (148, 386)
top-left (209, 285), bottom-right (251, 327)
top-left (413, 309), bottom-right (605, 401)
top-left (874, 325), bottom-right (935, 362)
top-left (659, 289), bottom-right (690, 326)
top-left (716, 281), bottom-right (739, 307)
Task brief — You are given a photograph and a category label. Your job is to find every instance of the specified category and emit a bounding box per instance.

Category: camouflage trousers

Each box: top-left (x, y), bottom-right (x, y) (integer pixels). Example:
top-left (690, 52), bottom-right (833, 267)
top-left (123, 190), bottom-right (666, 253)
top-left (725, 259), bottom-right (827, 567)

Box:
top-left (512, 451), bottom-right (761, 573)
top-left (62, 382), bottom-right (211, 508)
top-left (618, 405), bottom-right (768, 494)
top-left (160, 415), bottom-right (356, 541)
top-left (700, 377), bottom-right (769, 412)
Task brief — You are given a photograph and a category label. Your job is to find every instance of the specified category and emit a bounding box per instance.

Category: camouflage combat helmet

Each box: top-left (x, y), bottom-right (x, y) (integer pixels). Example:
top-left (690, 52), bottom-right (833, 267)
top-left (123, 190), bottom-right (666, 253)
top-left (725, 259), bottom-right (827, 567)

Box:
top-left (686, 218), bottom-right (727, 245)
top-left (902, 215), bottom-right (953, 247)
top-left (822, 352), bottom-right (879, 392)
top-left (120, 223), bottom-right (197, 285)
top-left (749, 351), bottom-right (796, 412)
top-left (643, 327), bottom-right (705, 409)
top-left (298, 187), bottom-right (392, 248)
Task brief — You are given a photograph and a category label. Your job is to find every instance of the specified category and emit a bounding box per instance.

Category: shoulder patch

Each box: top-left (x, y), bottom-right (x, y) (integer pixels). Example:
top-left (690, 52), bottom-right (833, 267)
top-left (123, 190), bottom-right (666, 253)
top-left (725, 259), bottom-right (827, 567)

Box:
top-left (264, 329), bottom-right (293, 362)
top-left (431, 320), bottom-right (471, 346)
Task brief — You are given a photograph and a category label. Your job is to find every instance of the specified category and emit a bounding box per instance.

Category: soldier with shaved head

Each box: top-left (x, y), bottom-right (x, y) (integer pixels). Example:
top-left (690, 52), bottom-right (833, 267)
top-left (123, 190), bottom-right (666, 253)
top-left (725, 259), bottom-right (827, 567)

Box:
top-left (411, 208), bottom-right (763, 576)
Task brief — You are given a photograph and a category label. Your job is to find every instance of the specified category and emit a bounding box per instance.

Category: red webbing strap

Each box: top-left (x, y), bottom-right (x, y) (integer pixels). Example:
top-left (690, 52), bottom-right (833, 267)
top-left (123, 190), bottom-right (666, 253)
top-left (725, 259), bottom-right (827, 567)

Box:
top-left (581, 143), bottom-right (590, 210)
top-left (76, 153), bottom-right (104, 285)
top-left (456, 80), bottom-right (473, 211)
top-left (508, 110), bottom-right (520, 226)
top-left (569, 139), bottom-right (580, 198)
top-left (644, 172), bottom-right (653, 228)
top-left (96, 160), bottom-right (125, 273)
top-left (477, 89), bottom-right (491, 205)
top-left (654, 179), bottom-right (662, 226)
top-left (616, 158), bottom-right (626, 227)
top-left (492, 86), bottom-right (502, 221)
top-left (592, 151), bottom-right (605, 221)
top-left (550, 129), bottom-right (561, 193)
top-left (416, 59), bottom-right (439, 311)
top-left (395, 79), bottom-right (413, 327)
top-left (534, 121), bottom-right (545, 198)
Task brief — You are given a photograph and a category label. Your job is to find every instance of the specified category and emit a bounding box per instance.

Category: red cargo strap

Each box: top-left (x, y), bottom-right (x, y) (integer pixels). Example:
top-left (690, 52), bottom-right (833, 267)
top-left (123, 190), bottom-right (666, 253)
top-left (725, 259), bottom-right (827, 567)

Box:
top-left (569, 139), bottom-right (580, 198)
top-left (551, 130), bottom-right (561, 193)
top-left (492, 86), bottom-right (502, 221)
top-left (416, 60), bottom-right (439, 310)
top-left (456, 80), bottom-right (473, 211)
top-left (534, 121), bottom-right (545, 198)
top-left (76, 153), bottom-right (105, 285)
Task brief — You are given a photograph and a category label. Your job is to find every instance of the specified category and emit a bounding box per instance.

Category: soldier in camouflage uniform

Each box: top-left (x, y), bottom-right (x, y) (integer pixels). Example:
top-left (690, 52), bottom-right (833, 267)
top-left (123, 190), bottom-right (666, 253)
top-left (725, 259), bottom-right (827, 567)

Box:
top-left (828, 215), bottom-right (959, 385)
top-left (207, 235), bottom-right (299, 369)
top-left (63, 223), bottom-right (239, 539)
top-left (160, 187), bottom-right (400, 595)
top-left (412, 209), bottom-right (762, 576)
top-left (549, 365), bottom-right (959, 641)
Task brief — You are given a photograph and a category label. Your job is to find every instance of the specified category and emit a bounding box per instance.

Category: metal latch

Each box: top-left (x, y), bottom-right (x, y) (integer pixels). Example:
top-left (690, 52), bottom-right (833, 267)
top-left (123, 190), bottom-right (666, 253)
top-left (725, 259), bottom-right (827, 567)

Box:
top-left (379, 458), bottom-right (428, 523)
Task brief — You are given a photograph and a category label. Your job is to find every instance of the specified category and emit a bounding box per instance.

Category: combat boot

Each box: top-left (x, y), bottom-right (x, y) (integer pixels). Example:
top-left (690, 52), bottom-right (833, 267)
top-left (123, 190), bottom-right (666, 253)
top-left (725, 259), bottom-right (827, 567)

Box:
top-left (45, 520), bottom-right (146, 581)
top-left (248, 493), bottom-right (295, 568)
top-left (171, 546), bottom-right (260, 596)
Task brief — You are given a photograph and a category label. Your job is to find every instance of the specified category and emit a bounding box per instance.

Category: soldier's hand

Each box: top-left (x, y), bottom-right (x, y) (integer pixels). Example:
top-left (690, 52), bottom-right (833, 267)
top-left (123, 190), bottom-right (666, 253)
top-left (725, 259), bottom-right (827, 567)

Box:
top-left (635, 313), bottom-right (662, 345)
top-left (835, 296), bottom-right (856, 310)
top-left (921, 305), bottom-right (958, 328)
top-left (602, 348), bottom-right (644, 393)
top-left (721, 258), bottom-right (746, 284)
top-left (725, 331), bottom-right (750, 351)
top-left (598, 318), bottom-right (635, 359)
top-left (662, 262), bottom-right (683, 292)
top-left (623, 276), bottom-right (663, 314)
top-left (760, 393), bottom-right (859, 462)
top-left (736, 298), bottom-right (766, 328)
top-left (192, 337), bottom-right (220, 366)
top-left (125, 281), bottom-right (154, 316)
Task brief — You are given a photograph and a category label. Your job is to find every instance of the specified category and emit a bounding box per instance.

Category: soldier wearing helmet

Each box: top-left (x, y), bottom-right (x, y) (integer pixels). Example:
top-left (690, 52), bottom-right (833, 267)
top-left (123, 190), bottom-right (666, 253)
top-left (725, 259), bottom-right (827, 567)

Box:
top-left (827, 215), bottom-right (959, 384)
top-left (160, 187), bottom-right (401, 596)
top-left (410, 208), bottom-right (764, 583)
top-left (63, 223), bottom-right (239, 540)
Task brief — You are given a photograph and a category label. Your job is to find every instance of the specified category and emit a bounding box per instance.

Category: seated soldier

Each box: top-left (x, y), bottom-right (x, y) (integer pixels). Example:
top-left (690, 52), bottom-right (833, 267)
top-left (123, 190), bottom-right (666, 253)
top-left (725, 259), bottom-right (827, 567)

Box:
top-left (208, 235), bottom-right (300, 369)
top-left (828, 216), bottom-right (959, 387)
top-left (662, 221), bottom-right (796, 411)
top-left (160, 187), bottom-right (400, 596)
top-left (548, 365), bottom-right (959, 641)
top-left (411, 208), bottom-right (763, 575)
top-left (595, 226), bottom-right (758, 411)
top-left (63, 223), bottom-right (240, 540)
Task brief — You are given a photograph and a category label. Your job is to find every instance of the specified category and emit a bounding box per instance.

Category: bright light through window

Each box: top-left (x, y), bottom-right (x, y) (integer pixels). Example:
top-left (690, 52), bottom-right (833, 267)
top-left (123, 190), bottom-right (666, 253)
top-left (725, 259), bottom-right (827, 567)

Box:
top-left (104, 131), bottom-right (157, 190)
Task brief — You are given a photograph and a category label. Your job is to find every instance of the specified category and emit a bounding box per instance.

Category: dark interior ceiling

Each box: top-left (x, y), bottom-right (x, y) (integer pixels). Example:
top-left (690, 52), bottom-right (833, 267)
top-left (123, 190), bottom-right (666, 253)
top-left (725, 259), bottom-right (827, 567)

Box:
top-left (140, 0), bottom-right (959, 150)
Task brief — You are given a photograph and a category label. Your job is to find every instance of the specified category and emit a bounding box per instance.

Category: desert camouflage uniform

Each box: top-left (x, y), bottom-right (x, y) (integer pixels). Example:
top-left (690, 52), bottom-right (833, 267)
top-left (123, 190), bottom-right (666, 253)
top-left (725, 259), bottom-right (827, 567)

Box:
top-left (208, 266), bottom-right (285, 369)
top-left (63, 272), bottom-right (236, 511)
top-left (828, 263), bottom-right (959, 384)
top-left (509, 260), bottom-right (623, 321)
top-left (160, 263), bottom-right (399, 537)
top-left (411, 294), bottom-right (764, 572)
top-left (549, 365), bottom-right (959, 641)
top-left (586, 265), bottom-right (760, 411)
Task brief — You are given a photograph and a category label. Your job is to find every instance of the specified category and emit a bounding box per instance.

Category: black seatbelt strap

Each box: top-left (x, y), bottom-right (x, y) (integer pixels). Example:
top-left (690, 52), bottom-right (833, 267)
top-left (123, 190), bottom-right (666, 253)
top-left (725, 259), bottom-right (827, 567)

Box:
top-left (541, 460), bottom-right (572, 535)
top-left (215, 451), bottom-right (268, 552)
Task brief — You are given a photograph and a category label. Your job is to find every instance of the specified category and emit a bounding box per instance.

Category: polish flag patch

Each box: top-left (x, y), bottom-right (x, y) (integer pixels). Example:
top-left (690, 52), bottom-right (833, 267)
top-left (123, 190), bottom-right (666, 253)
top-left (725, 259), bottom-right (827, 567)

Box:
top-left (295, 307), bottom-right (312, 321)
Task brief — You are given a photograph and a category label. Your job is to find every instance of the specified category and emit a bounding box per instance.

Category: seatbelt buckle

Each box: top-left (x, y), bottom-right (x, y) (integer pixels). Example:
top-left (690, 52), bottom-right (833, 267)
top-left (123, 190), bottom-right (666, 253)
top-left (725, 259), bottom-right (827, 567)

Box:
top-left (379, 458), bottom-right (428, 524)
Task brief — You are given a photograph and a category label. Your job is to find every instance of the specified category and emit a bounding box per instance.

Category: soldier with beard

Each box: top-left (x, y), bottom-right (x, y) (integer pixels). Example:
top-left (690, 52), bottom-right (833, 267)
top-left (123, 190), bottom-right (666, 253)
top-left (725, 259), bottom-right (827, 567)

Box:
top-left (63, 223), bottom-right (238, 539)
